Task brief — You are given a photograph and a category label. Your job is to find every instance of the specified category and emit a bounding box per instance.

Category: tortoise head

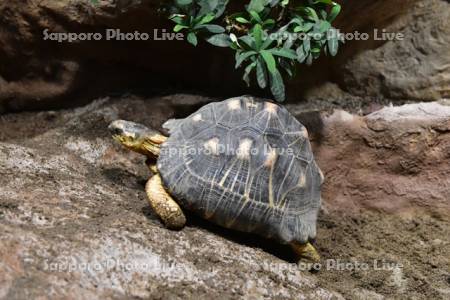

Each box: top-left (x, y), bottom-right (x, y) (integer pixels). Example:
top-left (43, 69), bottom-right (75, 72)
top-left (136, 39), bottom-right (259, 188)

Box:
top-left (108, 120), bottom-right (167, 158)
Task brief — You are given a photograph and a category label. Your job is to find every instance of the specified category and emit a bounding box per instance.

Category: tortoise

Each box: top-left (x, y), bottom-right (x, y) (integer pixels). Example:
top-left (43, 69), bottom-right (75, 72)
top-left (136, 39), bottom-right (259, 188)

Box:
top-left (108, 96), bottom-right (324, 262)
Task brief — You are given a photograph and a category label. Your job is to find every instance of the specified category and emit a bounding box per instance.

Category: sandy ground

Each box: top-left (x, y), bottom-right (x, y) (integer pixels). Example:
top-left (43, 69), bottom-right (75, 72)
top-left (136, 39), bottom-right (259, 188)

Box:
top-left (0, 95), bottom-right (449, 299)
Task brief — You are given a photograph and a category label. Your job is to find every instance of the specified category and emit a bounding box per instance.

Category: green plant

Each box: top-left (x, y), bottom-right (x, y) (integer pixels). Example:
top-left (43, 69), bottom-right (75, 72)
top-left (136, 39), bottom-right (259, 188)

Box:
top-left (165, 0), bottom-right (342, 102)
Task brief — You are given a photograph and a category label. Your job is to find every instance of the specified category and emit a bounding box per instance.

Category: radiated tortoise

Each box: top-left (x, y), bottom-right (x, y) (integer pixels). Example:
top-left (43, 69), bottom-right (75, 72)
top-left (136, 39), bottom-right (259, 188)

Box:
top-left (108, 96), bottom-right (324, 262)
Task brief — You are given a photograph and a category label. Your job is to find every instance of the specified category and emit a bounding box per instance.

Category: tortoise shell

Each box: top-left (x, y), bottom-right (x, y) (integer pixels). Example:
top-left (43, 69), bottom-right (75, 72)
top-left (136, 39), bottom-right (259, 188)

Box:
top-left (157, 96), bottom-right (323, 244)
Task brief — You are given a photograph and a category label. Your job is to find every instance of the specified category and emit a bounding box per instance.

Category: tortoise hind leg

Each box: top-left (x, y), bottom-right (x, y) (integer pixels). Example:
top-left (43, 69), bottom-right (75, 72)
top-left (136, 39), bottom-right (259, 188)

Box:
top-left (291, 242), bottom-right (321, 263)
top-left (145, 174), bottom-right (186, 230)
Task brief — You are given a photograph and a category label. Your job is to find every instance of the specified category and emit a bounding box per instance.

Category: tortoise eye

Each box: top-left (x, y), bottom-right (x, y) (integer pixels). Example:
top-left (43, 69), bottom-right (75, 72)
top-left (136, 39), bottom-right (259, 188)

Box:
top-left (111, 128), bottom-right (122, 136)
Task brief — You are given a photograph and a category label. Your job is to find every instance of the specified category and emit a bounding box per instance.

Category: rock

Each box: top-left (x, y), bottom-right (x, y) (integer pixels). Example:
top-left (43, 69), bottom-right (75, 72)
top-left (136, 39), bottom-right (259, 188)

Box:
top-left (317, 0), bottom-right (450, 102)
top-left (0, 95), bottom-right (449, 298)
top-left (0, 96), bottom-right (341, 299)
top-left (0, 0), bottom-right (449, 111)
top-left (312, 102), bottom-right (450, 218)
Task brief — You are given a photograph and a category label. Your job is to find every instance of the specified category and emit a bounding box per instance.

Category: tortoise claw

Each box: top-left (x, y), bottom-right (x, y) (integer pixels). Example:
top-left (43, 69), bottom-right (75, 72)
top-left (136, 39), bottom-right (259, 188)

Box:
top-left (291, 242), bottom-right (321, 263)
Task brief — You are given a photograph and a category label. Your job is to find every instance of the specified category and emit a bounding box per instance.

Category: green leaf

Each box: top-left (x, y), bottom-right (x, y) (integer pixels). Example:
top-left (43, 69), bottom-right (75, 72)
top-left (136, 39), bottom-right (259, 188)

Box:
top-left (198, 0), bottom-right (218, 15)
top-left (291, 17), bottom-right (303, 26)
top-left (169, 15), bottom-right (186, 25)
top-left (261, 36), bottom-right (274, 50)
top-left (296, 46), bottom-right (307, 63)
top-left (252, 24), bottom-right (263, 50)
top-left (269, 68), bottom-right (285, 101)
top-left (199, 24), bottom-right (225, 33)
top-left (235, 51), bottom-right (257, 68)
top-left (327, 3), bottom-right (341, 22)
top-left (247, 0), bottom-right (269, 13)
top-left (236, 17), bottom-right (250, 24)
top-left (312, 49), bottom-right (321, 58)
top-left (327, 29), bottom-right (339, 56)
top-left (283, 37), bottom-right (294, 49)
top-left (268, 48), bottom-right (297, 59)
top-left (304, 22), bottom-right (314, 32)
top-left (187, 32), bottom-right (198, 46)
top-left (293, 26), bottom-right (302, 33)
top-left (214, 0), bottom-right (229, 18)
top-left (239, 35), bottom-right (255, 48)
top-left (256, 57), bottom-right (268, 88)
top-left (260, 50), bottom-right (276, 73)
top-left (174, 24), bottom-right (188, 32)
top-left (249, 10), bottom-right (262, 23)
top-left (243, 61), bottom-right (257, 86)
top-left (205, 33), bottom-right (232, 47)
top-left (294, 22), bottom-right (314, 33)
top-left (198, 14), bottom-right (215, 25)
top-left (263, 18), bottom-right (275, 27)
top-left (198, 0), bottom-right (228, 17)
top-left (314, 20), bottom-right (331, 33)
top-left (304, 7), bottom-right (319, 21)
top-left (303, 38), bottom-right (311, 53)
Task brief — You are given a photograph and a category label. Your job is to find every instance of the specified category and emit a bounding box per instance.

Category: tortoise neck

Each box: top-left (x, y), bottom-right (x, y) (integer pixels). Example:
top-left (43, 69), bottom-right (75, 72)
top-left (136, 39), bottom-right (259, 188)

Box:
top-left (137, 131), bottom-right (167, 158)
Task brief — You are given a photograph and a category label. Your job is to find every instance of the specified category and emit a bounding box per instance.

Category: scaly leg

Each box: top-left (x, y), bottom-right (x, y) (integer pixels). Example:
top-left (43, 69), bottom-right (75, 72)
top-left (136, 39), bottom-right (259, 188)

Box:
top-left (145, 174), bottom-right (186, 230)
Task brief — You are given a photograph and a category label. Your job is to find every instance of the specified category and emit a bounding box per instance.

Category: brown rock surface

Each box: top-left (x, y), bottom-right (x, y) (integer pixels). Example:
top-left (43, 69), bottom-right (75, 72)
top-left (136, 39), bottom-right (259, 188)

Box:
top-left (0, 0), bottom-right (449, 111)
top-left (314, 102), bottom-right (450, 218)
top-left (315, 0), bottom-right (450, 102)
top-left (0, 95), bottom-right (449, 299)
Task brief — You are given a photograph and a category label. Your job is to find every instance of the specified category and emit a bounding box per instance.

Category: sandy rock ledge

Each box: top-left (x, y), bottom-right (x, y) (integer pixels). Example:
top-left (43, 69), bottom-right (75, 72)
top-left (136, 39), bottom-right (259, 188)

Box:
top-left (0, 95), bottom-right (449, 299)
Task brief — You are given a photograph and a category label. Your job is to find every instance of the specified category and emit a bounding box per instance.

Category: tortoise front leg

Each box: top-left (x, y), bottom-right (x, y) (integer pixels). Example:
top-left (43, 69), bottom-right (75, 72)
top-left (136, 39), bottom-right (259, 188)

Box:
top-left (145, 173), bottom-right (186, 230)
